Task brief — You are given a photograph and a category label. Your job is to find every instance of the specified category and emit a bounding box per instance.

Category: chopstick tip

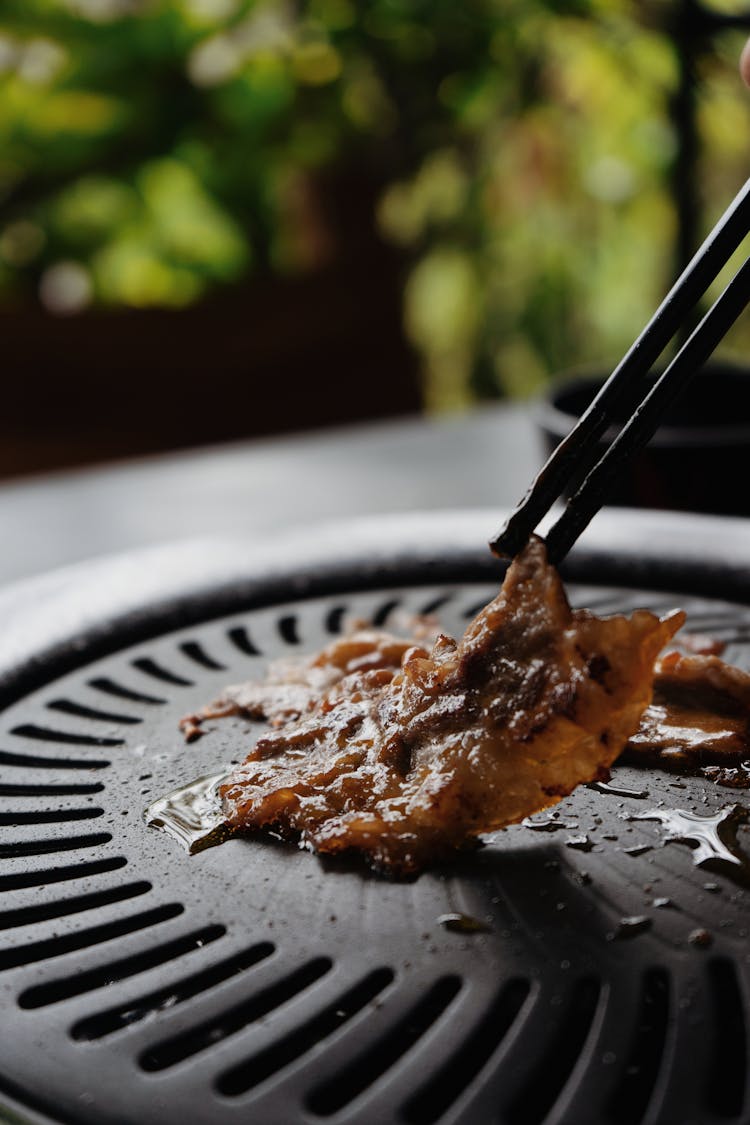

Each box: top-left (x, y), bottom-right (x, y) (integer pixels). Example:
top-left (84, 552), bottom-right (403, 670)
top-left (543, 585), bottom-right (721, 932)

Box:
top-left (489, 523), bottom-right (526, 560)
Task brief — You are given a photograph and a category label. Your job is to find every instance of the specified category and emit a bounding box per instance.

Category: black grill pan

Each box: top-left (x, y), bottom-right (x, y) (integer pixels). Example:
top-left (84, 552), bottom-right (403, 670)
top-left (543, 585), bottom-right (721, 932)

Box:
top-left (1, 510), bottom-right (749, 1125)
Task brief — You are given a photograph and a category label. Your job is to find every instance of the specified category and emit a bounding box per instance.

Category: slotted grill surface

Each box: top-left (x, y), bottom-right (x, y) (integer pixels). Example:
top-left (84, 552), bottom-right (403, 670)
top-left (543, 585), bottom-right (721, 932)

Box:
top-left (1, 581), bottom-right (750, 1125)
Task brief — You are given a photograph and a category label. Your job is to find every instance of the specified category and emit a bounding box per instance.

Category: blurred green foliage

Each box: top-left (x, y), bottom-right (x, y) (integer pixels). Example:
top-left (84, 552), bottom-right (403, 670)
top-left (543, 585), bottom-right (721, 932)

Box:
top-left (1, 0), bottom-right (749, 406)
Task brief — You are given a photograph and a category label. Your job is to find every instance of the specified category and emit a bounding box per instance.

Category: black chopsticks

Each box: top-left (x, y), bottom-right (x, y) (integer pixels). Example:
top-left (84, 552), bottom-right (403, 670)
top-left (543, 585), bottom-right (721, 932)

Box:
top-left (490, 177), bottom-right (750, 565)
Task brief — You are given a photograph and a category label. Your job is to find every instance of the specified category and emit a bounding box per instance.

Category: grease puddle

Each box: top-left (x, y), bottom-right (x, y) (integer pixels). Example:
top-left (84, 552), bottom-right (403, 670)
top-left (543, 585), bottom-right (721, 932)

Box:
top-left (589, 780), bottom-right (650, 800)
top-left (632, 804), bottom-right (750, 883)
top-left (522, 815), bottom-right (577, 833)
top-left (145, 771), bottom-right (231, 853)
top-left (437, 912), bottom-right (491, 934)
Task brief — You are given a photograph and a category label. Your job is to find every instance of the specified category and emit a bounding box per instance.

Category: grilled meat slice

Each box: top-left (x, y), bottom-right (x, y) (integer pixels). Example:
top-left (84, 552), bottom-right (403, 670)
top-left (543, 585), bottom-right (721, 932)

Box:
top-left (219, 538), bottom-right (681, 873)
top-left (625, 650), bottom-right (750, 767)
top-left (180, 628), bottom-right (420, 741)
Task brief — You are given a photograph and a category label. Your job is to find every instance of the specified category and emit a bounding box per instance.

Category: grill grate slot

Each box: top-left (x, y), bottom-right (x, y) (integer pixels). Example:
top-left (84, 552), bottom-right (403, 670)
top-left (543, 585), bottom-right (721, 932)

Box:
top-left (0, 856), bottom-right (126, 892)
top-left (606, 968), bottom-right (670, 1125)
top-left (401, 978), bottom-right (531, 1125)
top-left (216, 967), bottom-right (395, 1098)
top-left (417, 593), bottom-right (454, 616)
top-left (178, 642), bottom-right (226, 671)
top-left (463, 598), bottom-right (490, 619)
top-left (715, 627), bottom-right (750, 643)
top-left (0, 781), bottom-right (104, 797)
top-left (305, 975), bottom-right (462, 1117)
top-left (10, 724), bottom-right (123, 747)
top-left (139, 957), bottom-right (333, 1072)
top-left (226, 626), bottom-right (261, 656)
top-left (371, 598), bottom-right (400, 627)
top-left (19, 924), bottom-right (226, 1010)
top-left (46, 699), bottom-right (142, 725)
top-left (705, 958), bottom-right (747, 1119)
top-left (325, 605), bottom-right (346, 635)
top-left (88, 676), bottom-right (165, 704)
top-left (0, 880), bottom-right (150, 933)
top-left (0, 749), bottom-right (109, 771)
top-left (0, 807), bottom-right (104, 826)
top-left (0, 831), bottom-right (112, 859)
top-left (72, 941), bottom-right (276, 1042)
top-left (505, 977), bottom-right (601, 1125)
top-left (131, 658), bottom-right (193, 687)
top-left (0, 902), bottom-right (183, 972)
top-left (278, 614), bottom-right (300, 645)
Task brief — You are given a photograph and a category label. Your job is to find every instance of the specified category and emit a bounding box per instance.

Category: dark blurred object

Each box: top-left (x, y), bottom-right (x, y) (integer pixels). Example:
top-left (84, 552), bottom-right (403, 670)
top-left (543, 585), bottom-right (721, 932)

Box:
top-left (536, 361), bottom-right (750, 515)
top-left (667, 0), bottom-right (750, 278)
top-left (3, 1), bottom-right (750, 428)
top-left (0, 172), bottom-right (420, 479)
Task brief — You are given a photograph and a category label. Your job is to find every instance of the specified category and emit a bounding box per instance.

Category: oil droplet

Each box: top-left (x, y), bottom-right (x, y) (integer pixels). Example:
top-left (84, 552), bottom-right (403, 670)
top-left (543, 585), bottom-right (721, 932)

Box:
top-left (437, 912), bottom-right (491, 934)
top-left (589, 780), bottom-right (649, 800)
top-left (623, 844), bottom-right (652, 857)
top-left (613, 916), bottom-right (651, 939)
top-left (632, 805), bottom-right (750, 883)
top-left (522, 815), bottom-right (576, 833)
top-left (144, 771), bottom-right (232, 853)
top-left (688, 928), bottom-right (713, 948)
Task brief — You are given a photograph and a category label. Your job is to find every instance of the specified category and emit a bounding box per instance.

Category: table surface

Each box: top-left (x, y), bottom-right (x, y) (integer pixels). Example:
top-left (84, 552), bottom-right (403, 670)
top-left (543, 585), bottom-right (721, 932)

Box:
top-left (0, 403), bottom-right (542, 588)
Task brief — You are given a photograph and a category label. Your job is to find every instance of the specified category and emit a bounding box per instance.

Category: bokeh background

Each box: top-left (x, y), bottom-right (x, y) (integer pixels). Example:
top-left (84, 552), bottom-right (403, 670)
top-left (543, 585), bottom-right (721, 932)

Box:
top-left (2, 0), bottom-right (750, 478)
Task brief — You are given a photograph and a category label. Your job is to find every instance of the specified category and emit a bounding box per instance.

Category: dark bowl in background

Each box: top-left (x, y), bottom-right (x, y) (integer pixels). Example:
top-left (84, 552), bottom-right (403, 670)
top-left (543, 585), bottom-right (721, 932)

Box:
top-left (535, 360), bottom-right (750, 516)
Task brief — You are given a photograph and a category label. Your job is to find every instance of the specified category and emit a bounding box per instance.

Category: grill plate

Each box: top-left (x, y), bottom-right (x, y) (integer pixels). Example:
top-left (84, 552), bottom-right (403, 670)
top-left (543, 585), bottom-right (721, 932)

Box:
top-left (1, 514), bottom-right (750, 1125)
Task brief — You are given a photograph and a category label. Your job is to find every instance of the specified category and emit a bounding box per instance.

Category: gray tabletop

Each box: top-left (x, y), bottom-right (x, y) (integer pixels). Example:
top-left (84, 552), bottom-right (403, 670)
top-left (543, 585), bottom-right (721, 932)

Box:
top-left (0, 403), bottom-right (542, 588)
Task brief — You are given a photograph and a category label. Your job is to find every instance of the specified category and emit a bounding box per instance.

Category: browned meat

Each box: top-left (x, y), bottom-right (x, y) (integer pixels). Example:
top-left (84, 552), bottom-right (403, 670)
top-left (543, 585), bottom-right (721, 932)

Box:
top-left (625, 650), bottom-right (750, 767)
top-left (179, 627), bottom-right (428, 741)
top-left (217, 538), bottom-right (680, 873)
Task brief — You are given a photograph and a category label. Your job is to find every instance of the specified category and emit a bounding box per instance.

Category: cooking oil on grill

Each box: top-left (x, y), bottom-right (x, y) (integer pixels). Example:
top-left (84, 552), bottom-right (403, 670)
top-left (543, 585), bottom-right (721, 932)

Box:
top-left (633, 803), bottom-right (750, 884)
top-left (144, 772), bottom-right (232, 853)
